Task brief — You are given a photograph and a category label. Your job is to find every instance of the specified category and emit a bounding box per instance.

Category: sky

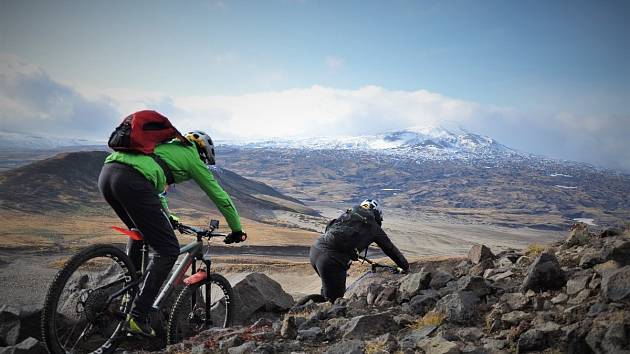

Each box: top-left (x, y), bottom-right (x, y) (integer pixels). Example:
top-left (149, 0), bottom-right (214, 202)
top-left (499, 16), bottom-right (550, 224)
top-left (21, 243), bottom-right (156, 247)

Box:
top-left (0, 0), bottom-right (629, 171)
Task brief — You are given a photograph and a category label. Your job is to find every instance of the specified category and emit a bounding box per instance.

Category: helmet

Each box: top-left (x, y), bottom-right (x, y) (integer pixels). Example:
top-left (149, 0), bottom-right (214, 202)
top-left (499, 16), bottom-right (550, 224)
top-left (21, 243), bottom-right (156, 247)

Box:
top-left (185, 130), bottom-right (215, 165)
top-left (360, 199), bottom-right (383, 225)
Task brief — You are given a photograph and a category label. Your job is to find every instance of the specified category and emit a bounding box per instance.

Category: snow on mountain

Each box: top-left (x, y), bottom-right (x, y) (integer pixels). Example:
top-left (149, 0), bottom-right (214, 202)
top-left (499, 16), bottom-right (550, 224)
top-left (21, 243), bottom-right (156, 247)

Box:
top-left (224, 125), bottom-right (524, 161)
top-left (0, 131), bottom-right (104, 150)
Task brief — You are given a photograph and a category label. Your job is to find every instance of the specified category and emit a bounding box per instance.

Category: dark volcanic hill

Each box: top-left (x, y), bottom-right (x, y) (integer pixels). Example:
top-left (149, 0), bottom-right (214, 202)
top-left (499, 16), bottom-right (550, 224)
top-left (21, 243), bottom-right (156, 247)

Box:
top-left (0, 151), bottom-right (317, 220)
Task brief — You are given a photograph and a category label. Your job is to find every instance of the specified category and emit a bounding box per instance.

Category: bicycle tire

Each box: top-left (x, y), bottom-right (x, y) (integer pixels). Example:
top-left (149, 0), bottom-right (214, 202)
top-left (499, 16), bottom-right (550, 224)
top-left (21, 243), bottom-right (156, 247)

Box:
top-left (41, 244), bottom-right (138, 354)
top-left (166, 273), bottom-right (234, 345)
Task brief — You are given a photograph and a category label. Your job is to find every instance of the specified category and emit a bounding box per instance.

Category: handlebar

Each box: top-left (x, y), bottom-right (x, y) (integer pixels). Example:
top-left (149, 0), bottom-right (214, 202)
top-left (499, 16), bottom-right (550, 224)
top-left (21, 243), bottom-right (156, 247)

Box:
top-left (357, 256), bottom-right (405, 274)
top-left (176, 223), bottom-right (227, 239)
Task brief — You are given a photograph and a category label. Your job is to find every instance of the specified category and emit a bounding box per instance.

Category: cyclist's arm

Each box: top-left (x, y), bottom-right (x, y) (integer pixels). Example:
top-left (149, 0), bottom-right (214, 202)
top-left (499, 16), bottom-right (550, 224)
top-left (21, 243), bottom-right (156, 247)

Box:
top-left (189, 160), bottom-right (242, 232)
top-left (372, 224), bottom-right (409, 271)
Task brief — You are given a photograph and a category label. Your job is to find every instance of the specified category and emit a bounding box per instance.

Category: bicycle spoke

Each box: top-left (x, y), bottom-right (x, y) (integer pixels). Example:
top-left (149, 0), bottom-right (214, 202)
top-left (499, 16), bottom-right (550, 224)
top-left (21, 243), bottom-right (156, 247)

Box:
top-left (69, 323), bottom-right (93, 353)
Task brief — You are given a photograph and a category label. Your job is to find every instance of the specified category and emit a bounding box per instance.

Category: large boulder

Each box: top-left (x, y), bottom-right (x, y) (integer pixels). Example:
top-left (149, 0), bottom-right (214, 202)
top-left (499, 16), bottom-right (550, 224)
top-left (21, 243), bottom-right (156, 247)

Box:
top-left (345, 272), bottom-right (391, 298)
top-left (231, 273), bottom-right (294, 324)
top-left (457, 276), bottom-right (491, 298)
top-left (341, 312), bottom-right (397, 340)
top-left (435, 291), bottom-right (480, 324)
top-left (601, 265), bottom-right (630, 302)
top-left (521, 252), bottom-right (566, 292)
top-left (468, 245), bottom-right (494, 264)
top-left (398, 270), bottom-right (432, 301)
top-left (409, 292), bottom-right (439, 315)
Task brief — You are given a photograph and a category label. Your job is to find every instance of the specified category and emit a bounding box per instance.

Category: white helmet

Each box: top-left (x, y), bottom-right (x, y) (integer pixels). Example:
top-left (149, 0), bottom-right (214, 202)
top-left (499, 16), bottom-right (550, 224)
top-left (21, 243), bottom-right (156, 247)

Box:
top-left (185, 130), bottom-right (215, 165)
top-left (360, 199), bottom-right (383, 225)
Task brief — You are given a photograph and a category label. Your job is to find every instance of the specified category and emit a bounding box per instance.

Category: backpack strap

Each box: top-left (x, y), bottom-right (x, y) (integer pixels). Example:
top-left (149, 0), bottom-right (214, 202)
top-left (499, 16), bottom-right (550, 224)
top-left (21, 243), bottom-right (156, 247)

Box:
top-left (150, 153), bottom-right (175, 185)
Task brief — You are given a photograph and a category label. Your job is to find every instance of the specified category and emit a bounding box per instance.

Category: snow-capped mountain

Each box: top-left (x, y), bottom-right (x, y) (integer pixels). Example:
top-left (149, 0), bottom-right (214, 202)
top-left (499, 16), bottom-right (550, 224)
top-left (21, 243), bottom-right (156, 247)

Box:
top-left (225, 126), bottom-right (523, 161)
top-left (0, 131), bottom-right (104, 150)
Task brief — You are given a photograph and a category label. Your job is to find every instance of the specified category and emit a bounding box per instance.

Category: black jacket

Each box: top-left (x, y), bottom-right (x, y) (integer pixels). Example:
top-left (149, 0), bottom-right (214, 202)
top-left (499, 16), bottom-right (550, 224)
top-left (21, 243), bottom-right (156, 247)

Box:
top-left (314, 205), bottom-right (409, 271)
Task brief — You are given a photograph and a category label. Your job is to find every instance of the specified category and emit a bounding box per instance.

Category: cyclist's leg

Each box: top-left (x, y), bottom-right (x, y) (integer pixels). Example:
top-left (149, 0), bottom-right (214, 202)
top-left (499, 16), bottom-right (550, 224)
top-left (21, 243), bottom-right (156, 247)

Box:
top-left (313, 251), bottom-right (347, 302)
top-left (99, 163), bottom-right (145, 271)
top-left (101, 163), bottom-right (180, 330)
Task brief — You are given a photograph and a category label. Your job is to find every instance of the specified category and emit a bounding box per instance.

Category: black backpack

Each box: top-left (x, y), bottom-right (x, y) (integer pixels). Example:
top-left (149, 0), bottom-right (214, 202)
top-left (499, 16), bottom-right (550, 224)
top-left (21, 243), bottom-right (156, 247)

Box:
top-left (322, 207), bottom-right (374, 255)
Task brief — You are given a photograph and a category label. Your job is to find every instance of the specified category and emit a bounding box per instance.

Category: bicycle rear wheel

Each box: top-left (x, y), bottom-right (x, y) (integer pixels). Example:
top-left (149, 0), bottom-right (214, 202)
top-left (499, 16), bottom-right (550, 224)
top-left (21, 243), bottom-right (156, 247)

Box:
top-left (41, 245), bottom-right (138, 354)
top-left (166, 273), bottom-right (234, 345)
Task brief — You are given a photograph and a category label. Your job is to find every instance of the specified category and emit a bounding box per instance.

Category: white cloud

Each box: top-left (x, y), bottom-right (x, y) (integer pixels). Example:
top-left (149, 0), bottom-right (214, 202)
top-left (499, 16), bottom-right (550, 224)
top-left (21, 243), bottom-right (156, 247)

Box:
top-left (1, 55), bottom-right (629, 172)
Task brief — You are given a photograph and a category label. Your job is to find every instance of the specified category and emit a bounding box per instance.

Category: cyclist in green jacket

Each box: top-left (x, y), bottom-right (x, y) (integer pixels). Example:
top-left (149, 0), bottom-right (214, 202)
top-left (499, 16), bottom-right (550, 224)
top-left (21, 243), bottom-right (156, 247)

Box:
top-left (98, 130), bottom-right (246, 336)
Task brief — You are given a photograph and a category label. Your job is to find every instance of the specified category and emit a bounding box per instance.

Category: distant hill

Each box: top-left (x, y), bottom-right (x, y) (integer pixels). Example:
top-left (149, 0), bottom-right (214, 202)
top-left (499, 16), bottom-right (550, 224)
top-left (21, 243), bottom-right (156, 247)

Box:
top-left (0, 151), bottom-right (318, 220)
top-left (220, 126), bottom-right (630, 230)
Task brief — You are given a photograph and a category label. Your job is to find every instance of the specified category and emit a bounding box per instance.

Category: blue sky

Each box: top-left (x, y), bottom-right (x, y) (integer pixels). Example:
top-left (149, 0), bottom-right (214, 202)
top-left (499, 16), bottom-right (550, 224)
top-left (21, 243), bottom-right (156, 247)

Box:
top-left (1, 0), bottom-right (629, 170)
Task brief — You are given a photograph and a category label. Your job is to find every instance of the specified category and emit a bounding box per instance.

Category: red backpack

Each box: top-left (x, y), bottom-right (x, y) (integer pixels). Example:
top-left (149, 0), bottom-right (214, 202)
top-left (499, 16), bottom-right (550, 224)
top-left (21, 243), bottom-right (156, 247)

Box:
top-left (108, 110), bottom-right (190, 154)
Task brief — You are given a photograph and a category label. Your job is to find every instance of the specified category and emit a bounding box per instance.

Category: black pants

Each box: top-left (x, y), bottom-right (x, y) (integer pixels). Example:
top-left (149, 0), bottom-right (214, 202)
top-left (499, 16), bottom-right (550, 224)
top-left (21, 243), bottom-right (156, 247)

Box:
top-left (98, 162), bottom-right (180, 319)
top-left (309, 246), bottom-right (349, 303)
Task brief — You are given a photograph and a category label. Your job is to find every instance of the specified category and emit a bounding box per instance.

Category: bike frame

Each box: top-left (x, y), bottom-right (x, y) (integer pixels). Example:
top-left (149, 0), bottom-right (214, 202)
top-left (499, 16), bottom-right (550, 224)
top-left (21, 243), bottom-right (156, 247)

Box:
top-left (106, 223), bottom-right (224, 326)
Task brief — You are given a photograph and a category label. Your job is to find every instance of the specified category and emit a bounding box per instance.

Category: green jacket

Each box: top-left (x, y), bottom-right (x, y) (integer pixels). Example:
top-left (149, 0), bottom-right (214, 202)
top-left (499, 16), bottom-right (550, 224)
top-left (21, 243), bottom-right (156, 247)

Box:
top-left (104, 141), bottom-right (242, 232)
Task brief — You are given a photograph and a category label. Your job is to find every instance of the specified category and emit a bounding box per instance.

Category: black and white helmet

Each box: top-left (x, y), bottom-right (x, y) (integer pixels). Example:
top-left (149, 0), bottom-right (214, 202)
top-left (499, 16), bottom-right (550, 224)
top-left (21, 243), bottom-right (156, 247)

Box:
top-left (360, 199), bottom-right (383, 225)
top-left (185, 130), bottom-right (215, 165)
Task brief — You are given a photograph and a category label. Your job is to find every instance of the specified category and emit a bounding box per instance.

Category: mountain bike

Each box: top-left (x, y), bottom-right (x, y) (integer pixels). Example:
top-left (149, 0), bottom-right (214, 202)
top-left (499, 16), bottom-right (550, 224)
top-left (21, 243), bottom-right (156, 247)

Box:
top-left (41, 219), bottom-right (239, 354)
top-left (295, 256), bottom-right (405, 306)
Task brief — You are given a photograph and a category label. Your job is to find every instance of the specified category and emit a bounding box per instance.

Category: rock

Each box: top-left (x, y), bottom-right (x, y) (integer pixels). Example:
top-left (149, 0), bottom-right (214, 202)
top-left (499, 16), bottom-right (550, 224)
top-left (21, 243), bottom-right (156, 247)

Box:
top-left (341, 312), bottom-right (397, 340)
top-left (593, 260), bottom-right (621, 276)
top-left (457, 276), bottom-right (491, 298)
top-left (550, 293), bottom-right (568, 304)
top-left (409, 293), bottom-right (439, 315)
top-left (393, 314), bottom-right (415, 327)
top-left (517, 329), bottom-right (547, 353)
top-left (601, 265), bottom-right (630, 302)
top-left (372, 333), bottom-right (398, 353)
top-left (468, 245), bottom-right (494, 264)
top-left (366, 283), bottom-right (383, 305)
top-left (482, 338), bottom-right (507, 351)
top-left (454, 327), bottom-right (483, 341)
top-left (497, 257), bottom-right (515, 268)
top-left (374, 286), bottom-right (397, 307)
top-left (400, 326), bottom-right (437, 349)
top-left (521, 252), bottom-right (567, 292)
top-left (227, 341), bottom-right (257, 354)
top-left (501, 292), bottom-right (529, 310)
top-left (345, 272), bottom-right (390, 298)
top-left (14, 306), bottom-right (41, 342)
top-left (325, 340), bottom-right (365, 354)
top-left (566, 223), bottom-right (590, 247)
top-left (584, 320), bottom-right (630, 354)
top-left (488, 270), bottom-right (514, 282)
top-left (280, 316), bottom-right (297, 339)
top-left (0, 337), bottom-right (47, 354)
top-left (501, 311), bottom-right (530, 326)
top-left (469, 258), bottom-right (495, 277)
top-left (453, 260), bottom-right (472, 278)
top-left (418, 335), bottom-right (461, 354)
top-left (580, 251), bottom-right (605, 268)
top-left (0, 306), bottom-right (20, 346)
top-left (567, 288), bottom-right (591, 305)
top-left (587, 303), bottom-right (609, 317)
top-left (297, 326), bottom-right (321, 341)
top-left (589, 276), bottom-right (602, 289)
top-left (516, 256), bottom-right (533, 267)
top-left (435, 291), bottom-right (480, 324)
top-left (604, 239), bottom-right (630, 266)
top-left (398, 270), bottom-right (432, 301)
top-left (231, 273), bottom-right (295, 324)
top-left (219, 335), bottom-right (244, 352)
top-left (567, 275), bottom-right (591, 295)
top-left (430, 270), bottom-right (454, 290)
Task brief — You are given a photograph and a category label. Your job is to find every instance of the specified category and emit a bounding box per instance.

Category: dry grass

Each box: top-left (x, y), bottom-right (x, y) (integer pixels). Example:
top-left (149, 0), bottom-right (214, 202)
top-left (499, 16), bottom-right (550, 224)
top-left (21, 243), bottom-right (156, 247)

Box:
top-left (365, 338), bottom-right (389, 354)
top-left (525, 243), bottom-right (546, 256)
top-left (408, 311), bottom-right (446, 330)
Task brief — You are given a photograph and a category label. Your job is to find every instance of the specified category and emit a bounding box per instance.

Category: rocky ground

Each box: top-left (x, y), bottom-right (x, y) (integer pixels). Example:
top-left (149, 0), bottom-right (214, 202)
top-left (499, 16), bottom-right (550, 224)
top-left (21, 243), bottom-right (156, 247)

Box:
top-left (157, 223), bottom-right (630, 354)
top-left (1, 223), bottom-right (628, 353)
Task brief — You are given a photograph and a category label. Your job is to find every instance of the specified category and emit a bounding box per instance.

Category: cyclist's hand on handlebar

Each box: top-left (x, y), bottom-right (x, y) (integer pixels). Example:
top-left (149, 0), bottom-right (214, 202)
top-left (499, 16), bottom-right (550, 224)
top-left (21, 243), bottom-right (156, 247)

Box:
top-left (168, 214), bottom-right (180, 229)
top-left (224, 230), bottom-right (247, 244)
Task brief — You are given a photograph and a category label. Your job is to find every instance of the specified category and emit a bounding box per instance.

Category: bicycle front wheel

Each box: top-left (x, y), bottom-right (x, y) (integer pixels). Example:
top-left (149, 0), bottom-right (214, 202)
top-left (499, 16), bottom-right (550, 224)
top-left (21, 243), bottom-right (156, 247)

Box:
top-left (41, 245), bottom-right (138, 354)
top-left (166, 273), bottom-right (234, 345)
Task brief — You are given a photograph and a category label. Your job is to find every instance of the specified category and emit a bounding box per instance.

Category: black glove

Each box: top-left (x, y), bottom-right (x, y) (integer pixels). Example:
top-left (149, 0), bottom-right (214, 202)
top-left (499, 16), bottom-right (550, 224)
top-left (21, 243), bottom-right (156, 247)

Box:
top-left (224, 230), bottom-right (247, 244)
